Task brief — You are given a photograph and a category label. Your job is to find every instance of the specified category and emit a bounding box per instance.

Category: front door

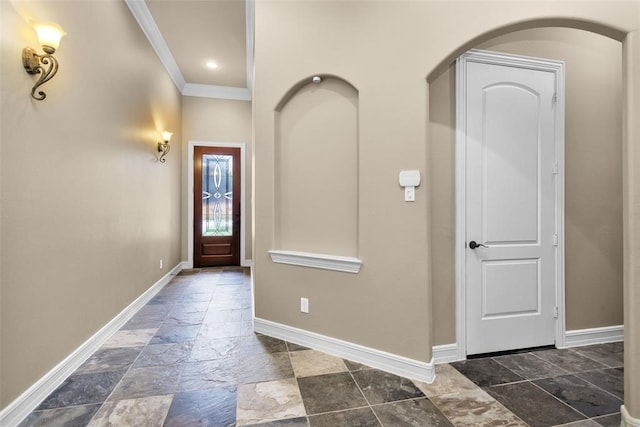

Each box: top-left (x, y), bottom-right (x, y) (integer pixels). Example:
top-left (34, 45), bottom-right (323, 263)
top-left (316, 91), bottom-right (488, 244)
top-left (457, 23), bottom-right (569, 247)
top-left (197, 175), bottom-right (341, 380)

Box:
top-left (459, 50), bottom-right (563, 355)
top-left (194, 146), bottom-right (241, 267)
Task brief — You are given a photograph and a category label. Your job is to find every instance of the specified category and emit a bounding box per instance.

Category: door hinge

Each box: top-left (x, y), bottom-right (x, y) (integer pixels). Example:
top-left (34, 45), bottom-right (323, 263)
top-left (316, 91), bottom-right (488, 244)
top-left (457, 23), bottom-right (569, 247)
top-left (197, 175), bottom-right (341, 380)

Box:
top-left (553, 234), bottom-right (559, 246)
top-left (553, 162), bottom-right (559, 175)
top-left (552, 93), bottom-right (558, 105)
top-left (553, 306), bottom-right (559, 318)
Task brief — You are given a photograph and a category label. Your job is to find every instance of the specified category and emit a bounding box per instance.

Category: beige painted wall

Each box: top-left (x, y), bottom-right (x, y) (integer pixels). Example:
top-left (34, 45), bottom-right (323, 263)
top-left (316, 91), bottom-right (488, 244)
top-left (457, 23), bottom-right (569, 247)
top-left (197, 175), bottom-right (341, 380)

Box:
top-left (275, 78), bottom-right (359, 256)
top-left (252, 1), bottom-right (639, 406)
top-left (182, 97), bottom-right (253, 262)
top-left (0, 0), bottom-right (182, 408)
top-left (624, 28), bottom-right (640, 418)
top-left (430, 28), bottom-right (623, 345)
top-left (428, 62), bottom-right (457, 346)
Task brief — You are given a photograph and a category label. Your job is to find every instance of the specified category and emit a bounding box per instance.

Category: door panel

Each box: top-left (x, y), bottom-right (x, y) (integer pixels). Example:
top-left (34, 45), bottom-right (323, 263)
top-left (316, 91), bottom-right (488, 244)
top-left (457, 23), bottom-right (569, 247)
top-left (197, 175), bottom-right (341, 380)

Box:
top-left (464, 59), bottom-right (557, 355)
top-left (483, 84), bottom-right (540, 243)
top-left (482, 259), bottom-right (540, 318)
top-left (194, 146), bottom-right (241, 267)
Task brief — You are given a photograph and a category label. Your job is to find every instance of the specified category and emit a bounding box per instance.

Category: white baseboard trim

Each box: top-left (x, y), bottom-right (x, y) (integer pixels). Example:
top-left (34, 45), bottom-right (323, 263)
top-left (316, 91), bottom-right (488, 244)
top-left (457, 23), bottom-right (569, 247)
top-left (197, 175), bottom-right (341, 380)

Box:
top-left (433, 343), bottom-right (461, 364)
top-left (254, 318), bottom-right (435, 384)
top-left (564, 325), bottom-right (624, 347)
top-left (181, 261), bottom-right (191, 269)
top-left (431, 324), bottom-right (624, 363)
top-left (242, 259), bottom-right (253, 267)
top-left (622, 405), bottom-right (640, 427)
top-left (0, 262), bottom-right (183, 427)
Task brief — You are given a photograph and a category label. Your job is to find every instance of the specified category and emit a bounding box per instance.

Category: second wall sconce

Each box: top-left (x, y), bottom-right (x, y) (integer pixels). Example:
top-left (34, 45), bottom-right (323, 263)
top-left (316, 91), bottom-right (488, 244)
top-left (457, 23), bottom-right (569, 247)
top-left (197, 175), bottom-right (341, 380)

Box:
top-left (158, 131), bottom-right (172, 163)
top-left (23, 21), bottom-right (66, 101)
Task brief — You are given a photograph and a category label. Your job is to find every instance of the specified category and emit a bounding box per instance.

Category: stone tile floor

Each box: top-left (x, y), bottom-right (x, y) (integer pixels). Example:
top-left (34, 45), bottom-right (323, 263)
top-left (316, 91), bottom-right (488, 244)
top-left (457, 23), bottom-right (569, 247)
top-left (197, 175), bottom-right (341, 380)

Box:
top-left (20, 268), bottom-right (624, 426)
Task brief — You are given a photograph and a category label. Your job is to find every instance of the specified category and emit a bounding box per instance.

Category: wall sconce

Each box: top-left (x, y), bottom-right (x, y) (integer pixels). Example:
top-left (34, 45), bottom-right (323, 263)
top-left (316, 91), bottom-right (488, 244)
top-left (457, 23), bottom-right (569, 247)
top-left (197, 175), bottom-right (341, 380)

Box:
top-left (23, 21), bottom-right (66, 100)
top-left (158, 131), bottom-right (172, 163)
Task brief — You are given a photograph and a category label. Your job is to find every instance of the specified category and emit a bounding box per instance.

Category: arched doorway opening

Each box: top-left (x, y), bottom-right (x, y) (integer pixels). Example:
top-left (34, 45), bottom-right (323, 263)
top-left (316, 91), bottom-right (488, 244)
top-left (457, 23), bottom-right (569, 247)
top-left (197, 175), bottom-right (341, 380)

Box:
top-left (429, 26), bottom-right (623, 357)
top-left (426, 18), bottom-right (638, 424)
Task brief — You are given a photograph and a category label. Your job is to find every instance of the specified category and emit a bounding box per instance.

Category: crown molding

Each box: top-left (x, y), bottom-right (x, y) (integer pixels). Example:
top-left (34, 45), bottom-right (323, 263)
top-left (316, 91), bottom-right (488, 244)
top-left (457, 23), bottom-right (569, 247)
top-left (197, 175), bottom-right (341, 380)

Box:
top-left (182, 84), bottom-right (252, 101)
top-left (125, 0), bottom-right (186, 91)
top-left (126, 0), bottom-right (253, 101)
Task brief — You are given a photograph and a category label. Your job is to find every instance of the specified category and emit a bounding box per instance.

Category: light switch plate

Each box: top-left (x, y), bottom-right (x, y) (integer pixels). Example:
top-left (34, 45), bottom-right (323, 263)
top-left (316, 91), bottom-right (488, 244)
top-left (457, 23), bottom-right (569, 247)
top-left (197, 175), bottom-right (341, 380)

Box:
top-left (405, 187), bottom-right (415, 202)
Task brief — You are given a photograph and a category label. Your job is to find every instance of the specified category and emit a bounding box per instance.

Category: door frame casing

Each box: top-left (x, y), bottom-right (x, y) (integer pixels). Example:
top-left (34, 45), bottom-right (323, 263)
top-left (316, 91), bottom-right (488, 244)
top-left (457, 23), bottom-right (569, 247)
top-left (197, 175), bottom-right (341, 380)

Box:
top-left (187, 141), bottom-right (249, 268)
top-left (455, 49), bottom-right (566, 360)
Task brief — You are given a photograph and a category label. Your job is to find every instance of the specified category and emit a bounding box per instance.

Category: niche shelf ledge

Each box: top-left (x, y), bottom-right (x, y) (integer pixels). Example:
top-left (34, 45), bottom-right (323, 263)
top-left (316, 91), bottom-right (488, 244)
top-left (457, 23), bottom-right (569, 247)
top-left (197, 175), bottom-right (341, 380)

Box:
top-left (268, 250), bottom-right (362, 273)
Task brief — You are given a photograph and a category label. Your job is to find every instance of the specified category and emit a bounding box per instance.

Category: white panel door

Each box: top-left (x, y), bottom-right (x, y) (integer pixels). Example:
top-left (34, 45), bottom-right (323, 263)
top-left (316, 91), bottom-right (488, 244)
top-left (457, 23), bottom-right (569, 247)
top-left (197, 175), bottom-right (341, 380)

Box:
top-left (464, 56), bottom-right (559, 355)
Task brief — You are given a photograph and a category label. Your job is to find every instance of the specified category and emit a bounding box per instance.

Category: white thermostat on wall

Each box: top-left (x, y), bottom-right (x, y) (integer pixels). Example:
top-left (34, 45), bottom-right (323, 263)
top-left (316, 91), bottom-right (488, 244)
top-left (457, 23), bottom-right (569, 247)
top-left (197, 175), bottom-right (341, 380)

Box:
top-left (399, 170), bottom-right (421, 202)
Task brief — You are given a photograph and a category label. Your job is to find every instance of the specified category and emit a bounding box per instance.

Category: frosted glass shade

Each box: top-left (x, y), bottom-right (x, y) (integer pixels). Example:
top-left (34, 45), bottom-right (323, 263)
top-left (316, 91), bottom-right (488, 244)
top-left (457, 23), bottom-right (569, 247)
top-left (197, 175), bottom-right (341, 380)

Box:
top-left (161, 131), bottom-right (173, 142)
top-left (33, 22), bottom-right (66, 51)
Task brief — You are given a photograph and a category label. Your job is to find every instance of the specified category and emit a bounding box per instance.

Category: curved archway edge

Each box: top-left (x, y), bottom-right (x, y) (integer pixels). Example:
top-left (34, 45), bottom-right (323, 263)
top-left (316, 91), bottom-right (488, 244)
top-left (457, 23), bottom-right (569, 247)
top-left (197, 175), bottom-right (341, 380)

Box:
top-left (427, 17), bottom-right (627, 83)
top-left (275, 74), bottom-right (359, 112)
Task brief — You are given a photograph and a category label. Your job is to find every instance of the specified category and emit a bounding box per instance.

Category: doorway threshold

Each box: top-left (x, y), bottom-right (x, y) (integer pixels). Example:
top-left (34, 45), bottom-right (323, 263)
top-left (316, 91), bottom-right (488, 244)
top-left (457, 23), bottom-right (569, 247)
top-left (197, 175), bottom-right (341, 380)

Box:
top-left (467, 344), bottom-right (556, 359)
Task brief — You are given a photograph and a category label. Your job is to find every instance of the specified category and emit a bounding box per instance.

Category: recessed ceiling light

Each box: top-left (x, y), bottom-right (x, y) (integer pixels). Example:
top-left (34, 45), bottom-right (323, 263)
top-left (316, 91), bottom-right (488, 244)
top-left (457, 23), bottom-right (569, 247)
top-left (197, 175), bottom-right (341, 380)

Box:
top-left (205, 60), bottom-right (219, 70)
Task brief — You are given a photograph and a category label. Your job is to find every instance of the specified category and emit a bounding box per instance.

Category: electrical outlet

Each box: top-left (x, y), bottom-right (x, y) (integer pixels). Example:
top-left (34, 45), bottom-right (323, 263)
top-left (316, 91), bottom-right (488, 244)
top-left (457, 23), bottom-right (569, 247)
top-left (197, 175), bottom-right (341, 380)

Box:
top-left (159, 259), bottom-right (163, 269)
top-left (300, 297), bottom-right (309, 313)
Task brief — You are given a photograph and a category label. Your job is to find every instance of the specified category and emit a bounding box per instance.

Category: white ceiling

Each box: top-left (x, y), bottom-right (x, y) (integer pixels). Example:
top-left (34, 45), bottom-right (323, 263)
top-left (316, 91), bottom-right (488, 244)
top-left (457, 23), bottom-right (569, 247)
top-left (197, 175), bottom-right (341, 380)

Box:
top-left (126, 0), bottom-right (253, 100)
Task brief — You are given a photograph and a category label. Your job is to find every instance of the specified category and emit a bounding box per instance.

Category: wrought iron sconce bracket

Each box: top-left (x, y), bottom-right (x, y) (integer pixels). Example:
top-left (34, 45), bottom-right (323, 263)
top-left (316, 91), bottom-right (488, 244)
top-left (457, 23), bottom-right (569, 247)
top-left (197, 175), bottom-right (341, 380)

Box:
top-left (23, 46), bottom-right (59, 101)
top-left (158, 141), bottom-right (171, 163)
top-left (23, 21), bottom-right (65, 101)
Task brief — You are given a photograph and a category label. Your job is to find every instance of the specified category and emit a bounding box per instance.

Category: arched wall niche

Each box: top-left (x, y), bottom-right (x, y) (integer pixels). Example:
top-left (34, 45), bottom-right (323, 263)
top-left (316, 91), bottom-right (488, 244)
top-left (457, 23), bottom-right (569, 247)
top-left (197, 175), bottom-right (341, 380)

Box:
top-left (426, 19), bottom-right (626, 347)
top-left (274, 75), bottom-right (360, 257)
top-left (275, 74), bottom-right (359, 110)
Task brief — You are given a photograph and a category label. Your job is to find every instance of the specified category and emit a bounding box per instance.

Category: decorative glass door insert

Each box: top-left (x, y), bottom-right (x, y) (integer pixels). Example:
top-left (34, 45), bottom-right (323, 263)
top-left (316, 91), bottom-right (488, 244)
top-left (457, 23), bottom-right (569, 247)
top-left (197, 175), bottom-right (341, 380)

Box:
top-left (194, 146), bottom-right (241, 267)
top-left (202, 154), bottom-right (234, 237)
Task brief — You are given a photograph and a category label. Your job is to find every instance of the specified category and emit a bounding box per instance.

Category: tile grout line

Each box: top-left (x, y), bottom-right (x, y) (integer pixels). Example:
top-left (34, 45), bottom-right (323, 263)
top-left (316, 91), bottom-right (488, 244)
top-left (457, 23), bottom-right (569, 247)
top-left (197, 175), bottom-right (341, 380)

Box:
top-left (450, 360), bottom-right (570, 427)
top-left (429, 365), bottom-right (531, 427)
top-left (85, 312), bottom-right (172, 424)
top-left (510, 349), bottom-right (623, 419)
top-left (348, 369), bottom-right (385, 427)
top-left (291, 353), bottom-right (377, 425)
top-left (283, 349), bottom-right (308, 423)
top-left (527, 378), bottom-right (595, 421)
top-left (89, 274), bottom-right (217, 424)
top-left (483, 398), bottom-right (532, 427)
top-left (304, 404), bottom-right (373, 418)
top-left (490, 351), bottom-right (571, 378)
top-left (528, 348), bottom-right (609, 373)
top-left (573, 371), bottom-right (624, 403)
top-left (410, 371), bottom-right (465, 427)
top-left (475, 354), bottom-right (619, 426)
top-left (523, 348), bottom-right (626, 412)
top-left (567, 346), bottom-right (621, 367)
